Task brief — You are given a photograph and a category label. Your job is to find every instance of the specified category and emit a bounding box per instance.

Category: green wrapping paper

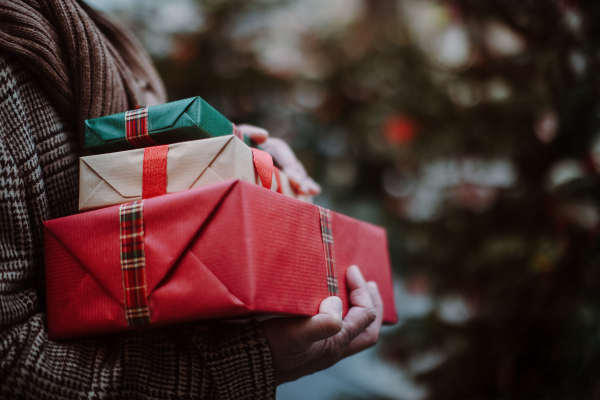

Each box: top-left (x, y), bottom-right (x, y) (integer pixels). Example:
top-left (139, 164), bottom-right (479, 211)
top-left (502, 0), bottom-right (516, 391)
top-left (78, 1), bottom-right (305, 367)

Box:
top-left (84, 97), bottom-right (250, 153)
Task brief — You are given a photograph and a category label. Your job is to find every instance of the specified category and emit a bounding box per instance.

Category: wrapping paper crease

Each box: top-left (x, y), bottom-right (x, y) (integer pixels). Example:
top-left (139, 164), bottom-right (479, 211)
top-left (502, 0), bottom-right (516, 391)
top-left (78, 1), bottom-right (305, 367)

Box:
top-left (79, 135), bottom-right (308, 211)
top-left (44, 180), bottom-right (397, 339)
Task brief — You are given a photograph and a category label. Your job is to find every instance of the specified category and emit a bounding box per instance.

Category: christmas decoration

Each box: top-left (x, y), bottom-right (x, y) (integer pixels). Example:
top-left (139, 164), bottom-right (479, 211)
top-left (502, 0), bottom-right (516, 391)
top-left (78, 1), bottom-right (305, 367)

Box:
top-left (482, 19), bottom-right (526, 58)
top-left (534, 109), bottom-right (559, 143)
top-left (44, 180), bottom-right (397, 339)
top-left (85, 97), bottom-right (242, 153)
top-left (78, 136), bottom-right (305, 211)
top-left (432, 23), bottom-right (472, 69)
top-left (384, 115), bottom-right (417, 145)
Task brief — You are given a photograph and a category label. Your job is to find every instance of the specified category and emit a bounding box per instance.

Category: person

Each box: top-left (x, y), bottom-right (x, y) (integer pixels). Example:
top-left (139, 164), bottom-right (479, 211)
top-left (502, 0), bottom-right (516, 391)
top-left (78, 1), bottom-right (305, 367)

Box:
top-left (0, 0), bottom-right (384, 398)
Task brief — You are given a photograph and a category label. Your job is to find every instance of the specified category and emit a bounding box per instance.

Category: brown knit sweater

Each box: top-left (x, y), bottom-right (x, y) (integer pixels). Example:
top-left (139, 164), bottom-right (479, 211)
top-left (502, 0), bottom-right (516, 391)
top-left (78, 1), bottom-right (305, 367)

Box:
top-left (0, 0), bottom-right (166, 144)
top-left (0, 1), bottom-right (276, 399)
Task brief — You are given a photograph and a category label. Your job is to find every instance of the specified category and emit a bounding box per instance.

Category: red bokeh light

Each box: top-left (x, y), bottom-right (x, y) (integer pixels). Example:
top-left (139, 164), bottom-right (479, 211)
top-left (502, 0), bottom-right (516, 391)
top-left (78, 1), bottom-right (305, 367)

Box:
top-left (385, 115), bottom-right (417, 145)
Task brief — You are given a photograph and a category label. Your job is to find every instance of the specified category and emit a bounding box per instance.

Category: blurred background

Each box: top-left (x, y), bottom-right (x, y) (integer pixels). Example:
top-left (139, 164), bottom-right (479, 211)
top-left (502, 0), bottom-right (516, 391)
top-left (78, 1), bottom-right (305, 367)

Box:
top-left (86, 0), bottom-right (600, 398)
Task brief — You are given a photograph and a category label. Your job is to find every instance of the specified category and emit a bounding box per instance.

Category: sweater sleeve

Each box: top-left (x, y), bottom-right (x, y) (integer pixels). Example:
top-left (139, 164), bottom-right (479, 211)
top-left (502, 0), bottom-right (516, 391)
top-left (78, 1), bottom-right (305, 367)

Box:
top-left (0, 53), bottom-right (276, 399)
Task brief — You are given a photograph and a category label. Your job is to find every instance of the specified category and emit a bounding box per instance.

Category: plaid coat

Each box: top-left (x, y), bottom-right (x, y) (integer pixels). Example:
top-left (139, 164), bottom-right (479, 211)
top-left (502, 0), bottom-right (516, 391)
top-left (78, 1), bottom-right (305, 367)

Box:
top-left (0, 53), bottom-right (276, 399)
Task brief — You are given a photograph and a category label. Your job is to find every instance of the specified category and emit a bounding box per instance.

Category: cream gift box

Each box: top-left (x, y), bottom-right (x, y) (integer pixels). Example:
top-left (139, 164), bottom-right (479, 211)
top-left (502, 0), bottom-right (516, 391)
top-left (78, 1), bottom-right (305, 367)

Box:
top-left (79, 135), bottom-right (309, 211)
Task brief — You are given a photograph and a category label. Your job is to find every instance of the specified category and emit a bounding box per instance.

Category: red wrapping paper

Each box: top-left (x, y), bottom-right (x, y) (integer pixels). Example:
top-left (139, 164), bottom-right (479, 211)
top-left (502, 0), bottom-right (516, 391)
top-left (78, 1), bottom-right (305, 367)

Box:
top-left (44, 180), bottom-right (397, 339)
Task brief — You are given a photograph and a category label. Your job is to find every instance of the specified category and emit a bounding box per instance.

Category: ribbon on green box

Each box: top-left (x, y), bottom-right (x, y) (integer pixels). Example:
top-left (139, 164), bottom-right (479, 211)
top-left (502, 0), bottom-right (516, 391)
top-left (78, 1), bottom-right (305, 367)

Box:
top-left (84, 97), bottom-right (251, 153)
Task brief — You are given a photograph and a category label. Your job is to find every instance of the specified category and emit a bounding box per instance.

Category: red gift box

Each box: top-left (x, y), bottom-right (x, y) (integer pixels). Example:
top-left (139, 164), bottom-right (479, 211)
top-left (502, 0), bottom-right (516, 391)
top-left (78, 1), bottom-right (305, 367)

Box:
top-left (43, 180), bottom-right (397, 339)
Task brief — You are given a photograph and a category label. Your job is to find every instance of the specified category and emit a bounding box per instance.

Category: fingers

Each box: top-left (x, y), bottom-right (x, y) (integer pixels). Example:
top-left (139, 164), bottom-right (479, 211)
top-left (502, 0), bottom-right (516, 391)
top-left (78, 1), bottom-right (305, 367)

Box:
top-left (261, 266), bottom-right (384, 385)
top-left (336, 266), bottom-right (377, 346)
top-left (259, 138), bottom-right (298, 167)
top-left (243, 131), bottom-right (320, 195)
top-left (262, 296), bottom-right (343, 355)
top-left (343, 281), bottom-right (384, 357)
top-left (285, 169), bottom-right (320, 196)
top-left (291, 174), bottom-right (321, 196)
top-left (305, 296), bottom-right (344, 344)
top-left (237, 124), bottom-right (269, 144)
top-left (367, 281), bottom-right (384, 330)
top-left (260, 138), bottom-right (322, 196)
top-left (306, 180), bottom-right (321, 195)
top-left (346, 265), bottom-right (374, 310)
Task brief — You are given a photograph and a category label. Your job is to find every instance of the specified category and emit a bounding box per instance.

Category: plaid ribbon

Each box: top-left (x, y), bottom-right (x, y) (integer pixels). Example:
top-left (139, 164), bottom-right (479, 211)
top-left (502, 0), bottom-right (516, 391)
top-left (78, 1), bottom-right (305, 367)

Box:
top-left (319, 207), bottom-right (339, 296)
top-left (233, 124), bottom-right (244, 141)
top-left (119, 201), bottom-right (151, 326)
top-left (125, 108), bottom-right (155, 147)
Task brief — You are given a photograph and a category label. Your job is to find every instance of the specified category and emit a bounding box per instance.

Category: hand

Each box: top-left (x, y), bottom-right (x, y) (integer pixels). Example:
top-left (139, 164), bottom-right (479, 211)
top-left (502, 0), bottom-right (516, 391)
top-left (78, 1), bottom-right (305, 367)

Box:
top-left (237, 124), bottom-right (321, 196)
top-left (260, 265), bottom-right (384, 384)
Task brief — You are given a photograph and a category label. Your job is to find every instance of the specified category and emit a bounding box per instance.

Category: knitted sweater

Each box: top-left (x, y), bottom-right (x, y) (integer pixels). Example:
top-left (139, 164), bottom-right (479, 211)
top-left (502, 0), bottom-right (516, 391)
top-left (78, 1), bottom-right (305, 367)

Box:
top-left (0, 53), bottom-right (276, 399)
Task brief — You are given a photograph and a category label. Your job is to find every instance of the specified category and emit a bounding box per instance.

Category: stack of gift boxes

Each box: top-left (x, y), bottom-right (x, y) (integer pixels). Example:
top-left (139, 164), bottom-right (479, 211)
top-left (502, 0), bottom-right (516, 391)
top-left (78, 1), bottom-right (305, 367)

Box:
top-left (43, 96), bottom-right (397, 340)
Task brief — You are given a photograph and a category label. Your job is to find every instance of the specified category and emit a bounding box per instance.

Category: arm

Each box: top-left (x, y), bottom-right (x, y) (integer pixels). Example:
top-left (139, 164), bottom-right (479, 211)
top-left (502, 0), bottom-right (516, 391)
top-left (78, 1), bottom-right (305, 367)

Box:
top-left (0, 53), bottom-right (276, 399)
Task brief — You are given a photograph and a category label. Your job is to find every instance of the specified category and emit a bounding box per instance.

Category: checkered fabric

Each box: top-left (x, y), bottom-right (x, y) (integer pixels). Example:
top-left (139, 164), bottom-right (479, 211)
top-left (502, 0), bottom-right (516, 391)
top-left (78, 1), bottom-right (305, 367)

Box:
top-left (125, 107), bottom-right (155, 147)
top-left (119, 201), bottom-right (151, 326)
top-left (319, 206), bottom-right (339, 296)
top-left (0, 36), bottom-right (275, 400)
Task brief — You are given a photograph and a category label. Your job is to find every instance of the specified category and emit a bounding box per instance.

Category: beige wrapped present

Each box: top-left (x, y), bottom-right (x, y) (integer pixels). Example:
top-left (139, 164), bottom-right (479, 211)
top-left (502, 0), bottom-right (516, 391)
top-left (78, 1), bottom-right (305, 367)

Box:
top-left (79, 135), bottom-right (309, 211)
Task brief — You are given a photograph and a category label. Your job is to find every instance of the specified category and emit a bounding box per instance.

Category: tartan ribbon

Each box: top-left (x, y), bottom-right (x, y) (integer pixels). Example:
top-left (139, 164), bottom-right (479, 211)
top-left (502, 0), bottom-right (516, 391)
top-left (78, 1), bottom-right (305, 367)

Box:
top-left (233, 124), bottom-right (244, 141)
top-left (142, 145), bottom-right (169, 199)
top-left (119, 201), bottom-right (151, 327)
top-left (125, 108), bottom-right (155, 147)
top-left (319, 207), bottom-right (339, 296)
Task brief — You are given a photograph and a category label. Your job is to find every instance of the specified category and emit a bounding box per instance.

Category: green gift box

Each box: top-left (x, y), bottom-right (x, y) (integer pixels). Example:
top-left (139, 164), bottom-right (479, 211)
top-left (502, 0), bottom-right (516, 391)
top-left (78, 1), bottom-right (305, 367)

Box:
top-left (85, 97), bottom-right (249, 153)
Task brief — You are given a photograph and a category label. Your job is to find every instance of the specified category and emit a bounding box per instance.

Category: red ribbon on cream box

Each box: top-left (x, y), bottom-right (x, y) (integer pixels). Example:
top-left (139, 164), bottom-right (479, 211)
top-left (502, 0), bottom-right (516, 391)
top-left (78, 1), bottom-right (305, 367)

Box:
top-left (44, 180), bottom-right (397, 340)
top-left (79, 135), bottom-right (307, 211)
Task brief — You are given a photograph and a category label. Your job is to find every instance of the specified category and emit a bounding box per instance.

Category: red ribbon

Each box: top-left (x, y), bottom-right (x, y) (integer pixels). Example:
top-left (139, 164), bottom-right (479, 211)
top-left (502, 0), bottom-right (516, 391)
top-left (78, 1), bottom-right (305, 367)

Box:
top-left (273, 166), bottom-right (284, 194)
top-left (142, 145), bottom-right (272, 197)
top-left (142, 145), bottom-right (168, 199)
top-left (251, 148), bottom-right (273, 190)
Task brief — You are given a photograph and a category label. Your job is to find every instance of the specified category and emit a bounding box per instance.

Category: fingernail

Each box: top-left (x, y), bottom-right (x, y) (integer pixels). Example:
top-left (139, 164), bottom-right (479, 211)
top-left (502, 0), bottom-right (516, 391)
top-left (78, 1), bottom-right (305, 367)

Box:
top-left (331, 296), bottom-right (343, 316)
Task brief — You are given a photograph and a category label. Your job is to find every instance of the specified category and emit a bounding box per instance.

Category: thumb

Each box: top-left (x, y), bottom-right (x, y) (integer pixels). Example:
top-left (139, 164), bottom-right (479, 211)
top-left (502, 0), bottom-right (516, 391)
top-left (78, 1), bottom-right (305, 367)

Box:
top-left (262, 297), bottom-right (343, 354)
top-left (308, 296), bottom-right (344, 342)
